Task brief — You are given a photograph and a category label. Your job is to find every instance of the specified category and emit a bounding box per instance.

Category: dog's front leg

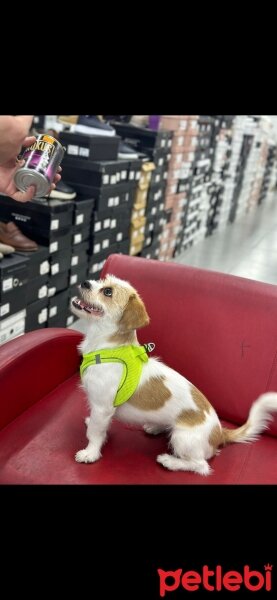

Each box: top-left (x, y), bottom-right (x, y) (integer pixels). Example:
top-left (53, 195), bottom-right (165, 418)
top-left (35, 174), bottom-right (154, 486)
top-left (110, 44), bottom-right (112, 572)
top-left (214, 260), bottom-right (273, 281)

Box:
top-left (75, 405), bottom-right (115, 463)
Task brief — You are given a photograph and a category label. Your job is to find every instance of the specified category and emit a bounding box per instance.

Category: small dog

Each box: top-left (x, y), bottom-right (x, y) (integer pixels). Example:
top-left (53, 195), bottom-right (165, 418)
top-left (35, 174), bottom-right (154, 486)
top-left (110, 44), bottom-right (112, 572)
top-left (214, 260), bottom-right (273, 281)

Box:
top-left (71, 275), bottom-right (277, 475)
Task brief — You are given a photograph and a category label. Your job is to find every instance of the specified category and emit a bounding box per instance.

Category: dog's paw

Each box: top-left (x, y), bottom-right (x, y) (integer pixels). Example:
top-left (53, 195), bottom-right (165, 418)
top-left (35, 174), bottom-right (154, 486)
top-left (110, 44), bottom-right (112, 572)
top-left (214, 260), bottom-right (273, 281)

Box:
top-left (157, 453), bottom-right (174, 469)
top-left (84, 417), bottom-right (90, 427)
top-left (75, 448), bottom-right (101, 463)
top-left (143, 424), bottom-right (164, 435)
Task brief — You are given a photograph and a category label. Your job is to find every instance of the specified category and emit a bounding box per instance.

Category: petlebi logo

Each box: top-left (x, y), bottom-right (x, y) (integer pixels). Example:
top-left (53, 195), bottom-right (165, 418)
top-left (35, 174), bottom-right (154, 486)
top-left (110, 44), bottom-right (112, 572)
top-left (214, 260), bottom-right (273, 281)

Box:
top-left (157, 564), bottom-right (273, 595)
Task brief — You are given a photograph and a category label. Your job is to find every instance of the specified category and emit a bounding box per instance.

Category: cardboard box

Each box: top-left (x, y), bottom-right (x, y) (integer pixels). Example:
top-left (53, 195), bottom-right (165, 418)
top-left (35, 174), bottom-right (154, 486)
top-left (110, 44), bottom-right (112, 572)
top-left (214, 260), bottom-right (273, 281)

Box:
top-left (25, 298), bottom-right (48, 332)
top-left (0, 309), bottom-right (26, 344)
top-left (27, 275), bottom-right (48, 304)
top-left (0, 254), bottom-right (29, 302)
top-left (60, 131), bottom-right (120, 161)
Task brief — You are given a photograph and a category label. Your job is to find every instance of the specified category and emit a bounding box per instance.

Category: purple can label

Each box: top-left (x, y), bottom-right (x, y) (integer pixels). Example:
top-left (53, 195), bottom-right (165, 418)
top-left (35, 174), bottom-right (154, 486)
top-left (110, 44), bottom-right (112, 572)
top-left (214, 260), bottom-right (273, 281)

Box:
top-left (22, 134), bottom-right (64, 183)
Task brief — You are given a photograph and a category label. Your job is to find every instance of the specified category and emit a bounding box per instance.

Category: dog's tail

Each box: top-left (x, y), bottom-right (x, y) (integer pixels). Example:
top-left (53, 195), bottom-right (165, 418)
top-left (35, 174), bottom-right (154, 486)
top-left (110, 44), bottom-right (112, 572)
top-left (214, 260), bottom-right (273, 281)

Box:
top-left (221, 392), bottom-right (277, 444)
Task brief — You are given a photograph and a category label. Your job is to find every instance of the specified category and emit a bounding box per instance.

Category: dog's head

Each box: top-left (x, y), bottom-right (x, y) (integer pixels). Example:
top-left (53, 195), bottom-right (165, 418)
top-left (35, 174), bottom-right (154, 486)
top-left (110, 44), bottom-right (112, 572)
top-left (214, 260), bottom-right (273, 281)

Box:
top-left (71, 275), bottom-right (150, 332)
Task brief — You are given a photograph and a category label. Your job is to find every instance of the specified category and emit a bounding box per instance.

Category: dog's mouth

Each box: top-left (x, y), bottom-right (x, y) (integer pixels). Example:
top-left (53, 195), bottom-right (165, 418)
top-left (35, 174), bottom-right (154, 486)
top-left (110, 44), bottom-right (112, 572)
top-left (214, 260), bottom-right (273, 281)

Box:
top-left (72, 297), bottom-right (104, 316)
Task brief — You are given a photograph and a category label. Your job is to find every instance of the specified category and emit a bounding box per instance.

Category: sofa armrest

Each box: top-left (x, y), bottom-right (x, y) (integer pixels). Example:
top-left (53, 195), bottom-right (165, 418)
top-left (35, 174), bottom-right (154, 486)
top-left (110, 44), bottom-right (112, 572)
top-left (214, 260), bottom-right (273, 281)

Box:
top-left (0, 328), bottom-right (83, 430)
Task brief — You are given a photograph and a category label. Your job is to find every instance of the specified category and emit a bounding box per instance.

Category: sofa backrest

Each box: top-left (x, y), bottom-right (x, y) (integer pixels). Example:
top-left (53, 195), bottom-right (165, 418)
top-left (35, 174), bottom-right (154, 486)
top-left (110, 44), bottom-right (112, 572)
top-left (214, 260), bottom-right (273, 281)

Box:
top-left (102, 254), bottom-right (277, 436)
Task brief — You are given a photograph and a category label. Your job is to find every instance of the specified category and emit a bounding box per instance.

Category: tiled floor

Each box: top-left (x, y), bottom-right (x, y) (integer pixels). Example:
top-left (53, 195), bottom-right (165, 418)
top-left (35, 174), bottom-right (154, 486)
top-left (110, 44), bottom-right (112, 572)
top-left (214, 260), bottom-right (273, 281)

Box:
top-left (175, 194), bottom-right (277, 284)
top-left (70, 194), bottom-right (277, 333)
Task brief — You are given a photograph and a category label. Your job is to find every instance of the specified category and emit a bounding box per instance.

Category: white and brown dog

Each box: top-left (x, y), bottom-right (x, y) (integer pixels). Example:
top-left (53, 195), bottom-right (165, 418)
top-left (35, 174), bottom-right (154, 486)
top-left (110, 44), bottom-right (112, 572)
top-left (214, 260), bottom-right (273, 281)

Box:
top-left (71, 275), bottom-right (277, 475)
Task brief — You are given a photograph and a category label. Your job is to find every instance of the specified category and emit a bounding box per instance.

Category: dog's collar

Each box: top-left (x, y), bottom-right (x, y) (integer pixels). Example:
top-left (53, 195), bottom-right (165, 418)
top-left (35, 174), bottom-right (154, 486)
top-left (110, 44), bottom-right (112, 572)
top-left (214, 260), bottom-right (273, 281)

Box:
top-left (80, 343), bottom-right (155, 407)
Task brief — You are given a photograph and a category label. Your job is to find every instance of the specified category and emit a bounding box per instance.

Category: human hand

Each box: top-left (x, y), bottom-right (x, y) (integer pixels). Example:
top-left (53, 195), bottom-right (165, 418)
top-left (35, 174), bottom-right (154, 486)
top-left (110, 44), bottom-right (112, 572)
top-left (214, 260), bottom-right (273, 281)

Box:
top-left (0, 136), bottom-right (62, 202)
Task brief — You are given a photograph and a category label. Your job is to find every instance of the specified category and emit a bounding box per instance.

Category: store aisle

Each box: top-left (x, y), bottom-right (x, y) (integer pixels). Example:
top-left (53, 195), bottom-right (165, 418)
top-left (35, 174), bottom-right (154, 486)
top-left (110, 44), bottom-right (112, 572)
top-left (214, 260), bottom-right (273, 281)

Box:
top-left (70, 195), bottom-right (277, 334)
top-left (175, 194), bottom-right (277, 285)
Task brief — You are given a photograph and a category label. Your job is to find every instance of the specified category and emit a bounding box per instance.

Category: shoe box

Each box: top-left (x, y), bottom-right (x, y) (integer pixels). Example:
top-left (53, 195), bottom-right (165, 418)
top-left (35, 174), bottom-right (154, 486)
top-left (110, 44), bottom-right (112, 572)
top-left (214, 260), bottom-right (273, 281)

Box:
top-left (0, 196), bottom-right (74, 232)
top-left (140, 236), bottom-right (161, 259)
top-left (49, 249), bottom-right (71, 277)
top-left (71, 240), bottom-right (90, 269)
top-left (62, 158), bottom-right (131, 188)
top-left (0, 285), bottom-right (28, 321)
top-left (26, 274), bottom-right (48, 304)
top-left (149, 164), bottom-right (168, 187)
top-left (138, 147), bottom-right (171, 169)
top-left (0, 254), bottom-right (29, 320)
top-left (48, 270), bottom-right (69, 297)
top-left (25, 298), bottom-right (48, 332)
top-left (61, 171), bottom-right (137, 208)
top-left (69, 262), bottom-right (88, 287)
top-left (87, 252), bottom-right (109, 278)
top-left (60, 131), bottom-right (120, 162)
top-left (112, 122), bottom-right (173, 152)
top-left (147, 183), bottom-right (166, 207)
top-left (71, 223), bottom-right (91, 246)
top-left (47, 289), bottom-right (70, 327)
top-left (126, 159), bottom-right (143, 183)
top-left (73, 197), bottom-right (95, 227)
top-left (89, 234), bottom-right (118, 258)
top-left (0, 309), bottom-right (26, 344)
top-left (16, 246), bottom-right (50, 279)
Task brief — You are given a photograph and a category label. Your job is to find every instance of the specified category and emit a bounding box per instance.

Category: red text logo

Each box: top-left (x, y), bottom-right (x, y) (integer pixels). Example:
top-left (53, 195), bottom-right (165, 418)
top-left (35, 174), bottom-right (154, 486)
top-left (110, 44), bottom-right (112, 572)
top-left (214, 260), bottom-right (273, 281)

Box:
top-left (158, 564), bottom-right (273, 595)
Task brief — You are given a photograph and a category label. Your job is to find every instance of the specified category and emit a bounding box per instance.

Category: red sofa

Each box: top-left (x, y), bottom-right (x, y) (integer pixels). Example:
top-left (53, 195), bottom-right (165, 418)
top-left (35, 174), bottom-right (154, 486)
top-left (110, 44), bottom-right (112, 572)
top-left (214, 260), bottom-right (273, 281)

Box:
top-left (1, 253), bottom-right (277, 484)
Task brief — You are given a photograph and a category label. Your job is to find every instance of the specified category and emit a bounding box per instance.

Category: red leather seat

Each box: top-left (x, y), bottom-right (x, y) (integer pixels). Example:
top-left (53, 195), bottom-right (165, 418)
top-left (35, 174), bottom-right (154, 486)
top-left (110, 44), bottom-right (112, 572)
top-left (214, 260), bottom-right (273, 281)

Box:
top-left (1, 254), bottom-right (276, 484)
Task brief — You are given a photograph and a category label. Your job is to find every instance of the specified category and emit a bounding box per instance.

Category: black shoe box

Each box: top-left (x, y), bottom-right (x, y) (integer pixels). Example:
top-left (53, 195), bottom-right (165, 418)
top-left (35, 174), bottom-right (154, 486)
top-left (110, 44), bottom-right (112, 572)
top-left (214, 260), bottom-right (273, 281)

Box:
top-left (149, 163), bottom-right (168, 187)
top-left (0, 285), bottom-right (27, 321)
top-left (16, 246), bottom-right (50, 279)
top-left (66, 312), bottom-right (78, 328)
top-left (137, 146), bottom-right (171, 167)
top-left (72, 224), bottom-right (91, 246)
top-left (112, 123), bottom-right (172, 151)
top-left (25, 298), bottom-right (48, 332)
top-left (147, 183), bottom-right (166, 206)
top-left (71, 240), bottom-right (90, 269)
top-left (73, 197), bottom-right (95, 227)
top-left (59, 131), bottom-right (120, 162)
top-left (146, 201), bottom-right (165, 219)
top-left (48, 270), bottom-right (69, 297)
top-left (145, 219), bottom-right (155, 237)
top-left (49, 249), bottom-right (71, 276)
top-left (89, 231), bottom-right (117, 257)
top-left (94, 212), bottom-right (130, 244)
top-left (26, 274), bottom-right (48, 304)
top-left (47, 309), bottom-right (69, 328)
top-left (0, 195), bottom-right (74, 232)
top-left (69, 262), bottom-right (88, 287)
top-left (27, 229), bottom-right (72, 254)
top-left (126, 159), bottom-right (143, 183)
top-left (117, 239), bottom-right (130, 255)
top-left (0, 309), bottom-right (26, 345)
top-left (0, 254), bottom-right (29, 302)
top-left (87, 250), bottom-right (111, 276)
top-left (48, 289), bottom-right (70, 323)
top-left (153, 215), bottom-right (167, 234)
top-left (60, 178), bottom-right (136, 212)
top-left (62, 158), bottom-right (131, 188)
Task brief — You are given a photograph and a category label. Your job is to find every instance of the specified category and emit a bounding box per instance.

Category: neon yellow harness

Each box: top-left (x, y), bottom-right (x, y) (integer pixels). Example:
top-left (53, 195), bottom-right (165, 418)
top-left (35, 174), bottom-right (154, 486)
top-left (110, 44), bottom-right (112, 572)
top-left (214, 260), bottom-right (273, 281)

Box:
top-left (80, 343), bottom-right (155, 407)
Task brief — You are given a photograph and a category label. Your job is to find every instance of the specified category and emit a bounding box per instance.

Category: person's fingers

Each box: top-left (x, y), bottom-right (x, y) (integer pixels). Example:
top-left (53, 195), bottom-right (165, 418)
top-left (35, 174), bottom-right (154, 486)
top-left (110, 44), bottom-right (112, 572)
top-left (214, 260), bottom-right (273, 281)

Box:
top-left (11, 185), bottom-right (36, 203)
top-left (58, 166), bottom-right (62, 172)
top-left (53, 173), bottom-right (61, 183)
top-left (22, 136), bottom-right (36, 148)
top-left (50, 183), bottom-right (56, 191)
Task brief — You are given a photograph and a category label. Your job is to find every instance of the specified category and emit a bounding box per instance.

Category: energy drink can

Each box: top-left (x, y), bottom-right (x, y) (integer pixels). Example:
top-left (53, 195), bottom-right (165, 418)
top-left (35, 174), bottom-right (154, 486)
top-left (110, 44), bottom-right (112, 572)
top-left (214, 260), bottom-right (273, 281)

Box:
top-left (14, 134), bottom-right (65, 199)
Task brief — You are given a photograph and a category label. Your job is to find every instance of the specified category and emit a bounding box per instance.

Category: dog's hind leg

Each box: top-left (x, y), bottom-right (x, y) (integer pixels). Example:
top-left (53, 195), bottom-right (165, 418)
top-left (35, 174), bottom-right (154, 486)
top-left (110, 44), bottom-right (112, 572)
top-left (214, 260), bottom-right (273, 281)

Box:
top-left (156, 426), bottom-right (212, 475)
top-left (157, 453), bottom-right (211, 475)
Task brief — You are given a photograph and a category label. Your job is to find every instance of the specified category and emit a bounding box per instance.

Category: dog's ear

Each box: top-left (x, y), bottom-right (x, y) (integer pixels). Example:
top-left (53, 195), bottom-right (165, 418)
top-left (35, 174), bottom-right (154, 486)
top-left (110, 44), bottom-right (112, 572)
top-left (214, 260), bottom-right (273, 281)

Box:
top-left (119, 294), bottom-right (150, 331)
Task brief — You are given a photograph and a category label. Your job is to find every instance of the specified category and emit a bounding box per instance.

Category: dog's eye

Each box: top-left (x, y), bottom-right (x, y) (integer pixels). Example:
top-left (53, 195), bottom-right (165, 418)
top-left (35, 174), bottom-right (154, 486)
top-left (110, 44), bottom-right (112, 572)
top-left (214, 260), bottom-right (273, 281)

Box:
top-left (103, 287), bottom-right (113, 297)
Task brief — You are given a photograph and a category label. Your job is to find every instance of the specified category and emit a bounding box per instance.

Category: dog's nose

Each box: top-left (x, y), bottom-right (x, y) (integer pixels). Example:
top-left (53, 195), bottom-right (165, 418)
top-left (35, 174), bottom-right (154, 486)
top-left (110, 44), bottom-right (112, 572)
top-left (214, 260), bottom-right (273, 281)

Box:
top-left (81, 280), bottom-right (91, 290)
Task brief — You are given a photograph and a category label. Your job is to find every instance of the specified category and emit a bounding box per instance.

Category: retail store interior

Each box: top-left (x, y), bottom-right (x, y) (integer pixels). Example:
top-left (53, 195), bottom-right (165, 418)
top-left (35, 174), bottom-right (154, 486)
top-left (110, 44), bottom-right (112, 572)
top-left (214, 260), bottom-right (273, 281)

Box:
top-left (1, 115), bottom-right (277, 344)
